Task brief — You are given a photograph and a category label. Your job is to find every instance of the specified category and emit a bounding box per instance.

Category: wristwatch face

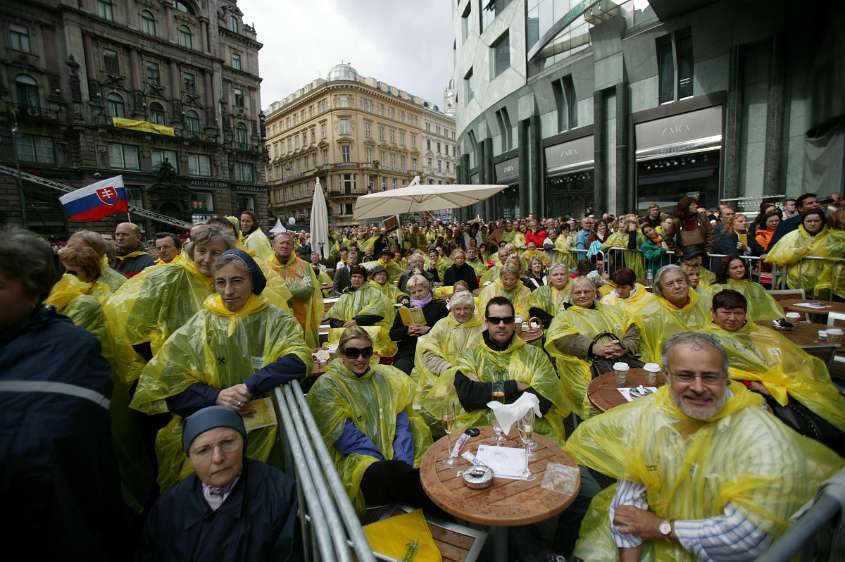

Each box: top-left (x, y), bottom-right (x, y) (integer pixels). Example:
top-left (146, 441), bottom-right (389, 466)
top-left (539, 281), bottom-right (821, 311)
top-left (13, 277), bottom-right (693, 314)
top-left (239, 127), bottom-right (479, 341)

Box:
top-left (659, 520), bottom-right (672, 536)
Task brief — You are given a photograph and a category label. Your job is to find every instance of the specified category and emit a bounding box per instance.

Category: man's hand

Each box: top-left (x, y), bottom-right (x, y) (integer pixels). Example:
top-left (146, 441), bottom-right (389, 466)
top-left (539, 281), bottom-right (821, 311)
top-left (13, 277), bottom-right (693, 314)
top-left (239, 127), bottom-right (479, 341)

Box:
top-left (613, 506), bottom-right (665, 541)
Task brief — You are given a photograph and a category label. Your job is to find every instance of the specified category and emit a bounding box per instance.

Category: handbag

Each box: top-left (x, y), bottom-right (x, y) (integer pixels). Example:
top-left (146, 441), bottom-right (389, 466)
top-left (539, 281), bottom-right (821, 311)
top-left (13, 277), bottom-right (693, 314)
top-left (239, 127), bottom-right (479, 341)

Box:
top-left (763, 394), bottom-right (845, 455)
top-left (679, 219), bottom-right (705, 248)
top-left (588, 332), bottom-right (644, 378)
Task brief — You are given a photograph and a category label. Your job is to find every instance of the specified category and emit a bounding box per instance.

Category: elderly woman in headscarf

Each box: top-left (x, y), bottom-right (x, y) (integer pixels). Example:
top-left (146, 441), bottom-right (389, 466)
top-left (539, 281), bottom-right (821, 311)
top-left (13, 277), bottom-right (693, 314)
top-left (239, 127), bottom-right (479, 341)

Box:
top-left (389, 274), bottom-right (449, 375)
top-left (306, 326), bottom-right (433, 514)
top-left (545, 276), bottom-right (641, 419)
top-left (327, 264), bottom-right (396, 358)
top-left (765, 208), bottom-right (845, 299)
top-left (528, 262), bottom-right (572, 328)
top-left (632, 264), bottom-right (711, 362)
top-left (65, 229), bottom-right (126, 291)
top-left (478, 256), bottom-right (531, 319)
top-left (130, 249), bottom-right (312, 491)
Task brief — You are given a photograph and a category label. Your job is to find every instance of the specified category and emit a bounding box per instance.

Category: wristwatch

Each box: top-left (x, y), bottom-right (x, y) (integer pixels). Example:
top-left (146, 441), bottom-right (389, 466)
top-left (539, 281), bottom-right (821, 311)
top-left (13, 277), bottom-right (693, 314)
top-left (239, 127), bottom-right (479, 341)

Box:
top-left (659, 519), bottom-right (673, 538)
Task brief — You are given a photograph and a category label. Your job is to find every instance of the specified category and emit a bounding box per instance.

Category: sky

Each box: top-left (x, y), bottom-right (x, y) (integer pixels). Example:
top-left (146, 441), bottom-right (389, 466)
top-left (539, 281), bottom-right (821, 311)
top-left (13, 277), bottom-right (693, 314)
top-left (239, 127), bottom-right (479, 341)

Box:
top-left (236, 0), bottom-right (456, 111)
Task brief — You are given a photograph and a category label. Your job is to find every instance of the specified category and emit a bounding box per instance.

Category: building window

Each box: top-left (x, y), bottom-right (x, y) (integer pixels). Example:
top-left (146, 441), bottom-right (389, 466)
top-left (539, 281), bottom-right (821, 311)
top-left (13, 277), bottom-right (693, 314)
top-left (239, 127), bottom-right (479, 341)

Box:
top-left (149, 102), bottom-right (166, 124)
top-left (103, 48), bottom-right (120, 75)
top-left (426, 139), bottom-right (431, 151)
top-left (411, 158), bottom-right (417, 172)
top-left (184, 110), bottom-right (200, 134)
top-left (427, 157), bottom-right (432, 169)
top-left (491, 31), bottom-right (510, 78)
top-left (9, 23), bottom-right (30, 52)
top-left (344, 203), bottom-right (353, 215)
top-left (364, 121), bottom-right (372, 137)
top-left (321, 148), bottom-right (328, 162)
top-left (411, 134), bottom-right (416, 148)
top-left (381, 176), bottom-right (387, 190)
top-left (339, 118), bottom-right (349, 135)
top-left (188, 153), bottom-right (211, 176)
top-left (141, 10), bottom-right (156, 36)
top-left (178, 25), bottom-right (192, 49)
top-left (464, 67), bottom-right (474, 102)
top-left (106, 93), bottom-right (125, 117)
top-left (183, 73), bottom-right (196, 96)
top-left (367, 175), bottom-right (375, 192)
top-left (656, 30), bottom-right (694, 104)
top-left (320, 122), bottom-right (327, 138)
top-left (676, 29), bottom-right (694, 99)
top-left (236, 122), bottom-right (248, 147)
top-left (378, 126), bottom-right (385, 141)
top-left (151, 149), bottom-right (178, 172)
top-left (389, 128), bottom-right (395, 143)
top-left (656, 34), bottom-right (673, 104)
top-left (338, 95), bottom-right (349, 108)
top-left (16, 134), bottom-right (55, 164)
top-left (495, 106), bottom-right (512, 150)
top-left (399, 131), bottom-right (406, 145)
top-left (437, 160), bottom-right (442, 172)
top-left (392, 178), bottom-right (397, 189)
top-left (552, 74), bottom-right (577, 132)
top-left (233, 87), bottom-right (244, 108)
top-left (341, 144), bottom-right (351, 163)
top-left (436, 142), bottom-right (441, 154)
top-left (229, 15), bottom-right (239, 33)
top-left (15, 74), bottom-right (39, 112)
top-left (343, 174), bottom-right (355, 194)
top-left (400, 155), bottom-right (406, 170)
top-left (97, 0), bottom-right (114, 21)
top-left (192, 191), bottom-right (214, 212)
top-left (145, 62), bottom-right (160, 83)
top-left (388, 107), bottom-right (395, 119)
top-left (175, 1), bottom-right (195, 15)
top-left (461, 2), bottom-right (471, 43)
top-left (231, 52), bottom-right (241, 70)
top-left (108, 143), bottom-right (140, 170)
top-left (234, 162), bottom-right (254, 182)
top-left (366, 148), bottom-right (373, 163)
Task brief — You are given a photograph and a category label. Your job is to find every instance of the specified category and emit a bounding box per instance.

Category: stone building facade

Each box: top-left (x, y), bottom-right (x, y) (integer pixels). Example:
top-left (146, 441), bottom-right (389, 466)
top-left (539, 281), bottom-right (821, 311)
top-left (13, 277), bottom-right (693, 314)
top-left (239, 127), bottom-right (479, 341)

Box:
top-left (453, 0), bottom-right (845, 220)
top-left (264, 63), bottom-right (456, 227)
top-left (0, 0), bottom-right (267, 239)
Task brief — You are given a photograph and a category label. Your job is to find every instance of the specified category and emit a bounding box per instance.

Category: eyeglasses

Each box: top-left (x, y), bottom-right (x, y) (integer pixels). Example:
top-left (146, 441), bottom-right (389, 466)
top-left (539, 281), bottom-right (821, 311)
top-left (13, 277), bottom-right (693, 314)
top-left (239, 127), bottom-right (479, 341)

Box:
top-left (486, 316), bottom-right (515, 325)
top-left (671, 372), bottom-right (724, 384)
top-left (343, 346), bottom-right (374, 359)
top-left (190, 437), bottom-right (240, 459)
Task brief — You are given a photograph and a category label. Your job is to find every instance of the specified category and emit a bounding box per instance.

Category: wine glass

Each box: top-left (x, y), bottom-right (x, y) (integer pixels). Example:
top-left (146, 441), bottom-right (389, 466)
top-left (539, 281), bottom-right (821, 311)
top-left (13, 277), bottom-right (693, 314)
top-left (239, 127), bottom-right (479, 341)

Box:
top-left (518, 410), bottom-right (537, 460)
top-left (490, 371), bottom-right (506, 446)
top-left (442, 401), bottom-right (457, 467)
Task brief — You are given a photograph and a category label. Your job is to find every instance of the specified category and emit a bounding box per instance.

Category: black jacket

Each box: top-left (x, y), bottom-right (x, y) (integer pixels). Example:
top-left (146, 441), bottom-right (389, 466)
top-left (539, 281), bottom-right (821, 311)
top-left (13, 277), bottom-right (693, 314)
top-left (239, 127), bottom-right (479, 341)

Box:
top-left (389, 299), bottom-right (449, 360)
top-left (137, 459), bottom-right (302, 562)
top-left (110, 251), bottom-right (156, 278)
top-left (443, 263), bottom-right (479, 290)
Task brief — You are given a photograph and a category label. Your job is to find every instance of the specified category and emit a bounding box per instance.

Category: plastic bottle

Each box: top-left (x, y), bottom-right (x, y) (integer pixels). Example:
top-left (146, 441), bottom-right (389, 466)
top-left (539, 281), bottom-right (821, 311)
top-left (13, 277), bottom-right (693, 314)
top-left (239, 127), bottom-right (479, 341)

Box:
top-left (646, 269), bottom-right (654, 288)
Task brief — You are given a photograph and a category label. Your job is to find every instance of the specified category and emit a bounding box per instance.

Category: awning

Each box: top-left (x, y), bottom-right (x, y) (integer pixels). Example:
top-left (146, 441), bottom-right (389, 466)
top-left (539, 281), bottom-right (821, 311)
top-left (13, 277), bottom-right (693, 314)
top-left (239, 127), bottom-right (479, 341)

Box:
top-left (635, 105), bottom-right (722, 161)
top-left (545, 135), bottom-right (594, 175)
top-left (112, 117), bottom-right (175, 137)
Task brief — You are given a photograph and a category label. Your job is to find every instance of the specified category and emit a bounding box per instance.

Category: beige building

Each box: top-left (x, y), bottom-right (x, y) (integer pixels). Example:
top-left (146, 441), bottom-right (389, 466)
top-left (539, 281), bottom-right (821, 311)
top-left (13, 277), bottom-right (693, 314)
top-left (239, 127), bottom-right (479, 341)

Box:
top-left (265, 63), bottom-right (456, 227)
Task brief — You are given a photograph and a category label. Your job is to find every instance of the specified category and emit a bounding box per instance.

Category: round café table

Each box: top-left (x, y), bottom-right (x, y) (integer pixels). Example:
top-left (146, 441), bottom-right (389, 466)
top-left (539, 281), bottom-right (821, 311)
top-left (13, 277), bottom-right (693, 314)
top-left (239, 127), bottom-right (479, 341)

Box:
top-left (587, 368), bottom-right (667, 412)
top-left (420, 427), bottom-right (580, 562)
top-left (778, 298), bottom-right (845, 323)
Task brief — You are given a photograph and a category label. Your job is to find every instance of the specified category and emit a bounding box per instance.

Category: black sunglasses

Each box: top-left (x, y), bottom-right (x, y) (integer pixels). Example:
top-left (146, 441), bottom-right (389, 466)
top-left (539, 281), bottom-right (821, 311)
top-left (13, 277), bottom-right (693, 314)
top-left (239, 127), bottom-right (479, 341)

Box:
top-left (343, 346), bottom-right (374, 359)
top-left (486, 316), bottom-right (515, 325)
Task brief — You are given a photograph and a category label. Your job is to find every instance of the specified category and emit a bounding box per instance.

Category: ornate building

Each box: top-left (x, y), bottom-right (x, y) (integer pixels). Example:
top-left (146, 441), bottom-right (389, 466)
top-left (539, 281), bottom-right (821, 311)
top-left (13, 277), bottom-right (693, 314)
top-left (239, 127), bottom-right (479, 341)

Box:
top-left (265, 63), bottom-right (456, 227)
top-left (0, 0), bottom-right (267, 239)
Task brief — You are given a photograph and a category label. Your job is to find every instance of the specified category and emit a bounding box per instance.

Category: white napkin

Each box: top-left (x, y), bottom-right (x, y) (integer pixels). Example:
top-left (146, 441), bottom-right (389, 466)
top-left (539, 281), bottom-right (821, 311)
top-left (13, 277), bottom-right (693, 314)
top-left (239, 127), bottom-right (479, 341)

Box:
top-left (486, 392), bottom-right (542, 435)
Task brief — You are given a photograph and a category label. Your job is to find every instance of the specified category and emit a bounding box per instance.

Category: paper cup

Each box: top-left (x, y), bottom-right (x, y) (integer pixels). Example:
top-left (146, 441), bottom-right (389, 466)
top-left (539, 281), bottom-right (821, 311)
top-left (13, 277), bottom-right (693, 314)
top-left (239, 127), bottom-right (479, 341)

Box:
top-left (785, 312), bottom-right (801, 322)
top-left (612, 362), bottom-right (629, 385)
top-left (643, 362), bottom-right (660, 384)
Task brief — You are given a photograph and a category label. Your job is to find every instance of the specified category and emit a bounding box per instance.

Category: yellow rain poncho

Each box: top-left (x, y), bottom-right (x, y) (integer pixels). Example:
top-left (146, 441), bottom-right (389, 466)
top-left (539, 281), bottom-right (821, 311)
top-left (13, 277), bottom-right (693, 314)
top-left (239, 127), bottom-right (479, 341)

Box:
top-left (545, 303), bottom-right (637, 419)
top-left (550, 235), bottom-right (572, 268)
top-left (45, 274), bottom-right (152, 513)
top-left (305, 361), bottom-right (432, 512)
top-left (599, 283), bottom-right (655, 317)
top-left (706, 322), bottom-right (845, 432)
top-left (467, 257), bottom-right (487, 277)
top-left (567, 383), bottom-right (843, 562)
top-left (268, 253), bottom-right (323, 349)
top-left (441, 334), bottom-right (567, 445)
top-left (717, 278), bottom-right (784, 320)
top-left (425, 256), bottom-right (452, 281)
top-left (478, 278), bottom-right (531, 318)
top-left (327, 285), bottom-right (396, 357)
top-left (602, 233), bottom-right (645, 279)
top-left (105, 257), bottom-right (214, 367)
top-left (528, 283), bottom-right (572, 318)
top-left (317, 268), bottom-right (334, 297)
top-left (243, 228), bottom-right (274, 261)
top-left (99, 255), bottom-right (126, 291)
top-left (699, 266), bottom-right (716, 287)
top-left (413, 313), bottom-right (484, 424)
top-left (633, 290), bottom-right (710, 362)
top-left (130, 293), bottom-right (311, 491)
top-left (765, 225), bottom-right (845, 298)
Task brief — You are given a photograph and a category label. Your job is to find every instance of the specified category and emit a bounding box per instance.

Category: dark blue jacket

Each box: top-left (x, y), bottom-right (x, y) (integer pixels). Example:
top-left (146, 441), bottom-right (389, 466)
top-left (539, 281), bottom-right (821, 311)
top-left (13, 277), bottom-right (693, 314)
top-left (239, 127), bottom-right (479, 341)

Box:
top-left (0, 307), bottom-right (124, 562)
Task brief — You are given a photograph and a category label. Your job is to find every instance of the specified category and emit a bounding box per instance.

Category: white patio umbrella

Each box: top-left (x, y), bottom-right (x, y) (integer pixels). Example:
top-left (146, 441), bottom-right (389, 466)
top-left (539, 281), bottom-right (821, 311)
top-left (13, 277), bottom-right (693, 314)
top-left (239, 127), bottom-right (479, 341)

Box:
top-left (309, 177), bottom-right (330, 258)
top-left (353, 176), bottom-right (506, 220)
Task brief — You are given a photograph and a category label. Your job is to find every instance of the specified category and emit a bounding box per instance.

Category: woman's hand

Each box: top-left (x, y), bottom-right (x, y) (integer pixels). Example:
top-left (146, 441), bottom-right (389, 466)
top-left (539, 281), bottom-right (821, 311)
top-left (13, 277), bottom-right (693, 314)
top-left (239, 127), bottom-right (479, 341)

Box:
top-left (593, 342), bottom-right (625, 359)
top-left (217, 384), bottom-right (253, 411)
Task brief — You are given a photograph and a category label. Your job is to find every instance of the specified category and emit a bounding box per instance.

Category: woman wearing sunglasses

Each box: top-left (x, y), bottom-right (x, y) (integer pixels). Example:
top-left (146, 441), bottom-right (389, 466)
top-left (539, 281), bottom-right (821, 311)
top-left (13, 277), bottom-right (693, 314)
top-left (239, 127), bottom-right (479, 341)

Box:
top-left (306, 326), bottom-right (436, 514)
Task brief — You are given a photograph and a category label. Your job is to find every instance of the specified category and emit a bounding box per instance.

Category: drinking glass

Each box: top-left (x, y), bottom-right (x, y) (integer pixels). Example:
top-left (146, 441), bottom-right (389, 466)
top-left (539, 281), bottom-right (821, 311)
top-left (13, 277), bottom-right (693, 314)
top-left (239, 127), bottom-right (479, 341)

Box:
top-left (490, 371), bottom-right (506, 446)
top-left (518, 409), bottom-right (537, 459)
top-left (442, 401), bottom-right (457, 467)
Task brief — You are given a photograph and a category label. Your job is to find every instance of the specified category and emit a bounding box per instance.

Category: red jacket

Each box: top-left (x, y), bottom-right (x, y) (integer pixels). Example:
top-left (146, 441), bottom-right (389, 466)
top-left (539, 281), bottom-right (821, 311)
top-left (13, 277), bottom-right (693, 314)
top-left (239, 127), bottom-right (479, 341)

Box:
top-left (524, 229), bottom-right (547, 247)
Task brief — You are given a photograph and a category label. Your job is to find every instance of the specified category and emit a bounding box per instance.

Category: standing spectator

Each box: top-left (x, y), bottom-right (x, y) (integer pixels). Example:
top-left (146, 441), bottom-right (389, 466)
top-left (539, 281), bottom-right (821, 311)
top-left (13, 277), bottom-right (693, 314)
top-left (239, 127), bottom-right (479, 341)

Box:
top-left (767, 193), bottom-right (820, 250)
top-left (269, 231), bottom-right (323, 348)
top-left (1, 226), bottom-right (125, 561)
top-left (154, 232), bottom-right (182, 264)
top-left (239, 210), bottom-right (274, 261)
top-left (110, 222), bottom-right (156, 278)
top-left (783, 197), bottom-right (798, 218)
top-left (524, 218), bottom-right (547, 247)
top-left (640, 224), bottom-right (669, 277)
top-left (333, 247), bottom-right (358, 295)
top-left (673, 196), bottom-right (713, 257)
top-left (714, 213), bottom-right (751, 256)
top-left (642, 204), bottom-right (663, 229)
top-left (752, 210), bottom-right (781, 255)
top-left (575, 217), bottom-right (594, 251)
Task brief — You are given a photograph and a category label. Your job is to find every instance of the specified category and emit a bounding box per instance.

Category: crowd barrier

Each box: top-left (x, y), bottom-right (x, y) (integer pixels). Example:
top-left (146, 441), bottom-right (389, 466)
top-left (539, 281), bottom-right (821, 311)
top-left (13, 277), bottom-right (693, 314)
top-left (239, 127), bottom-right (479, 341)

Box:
top-left (274, 381), bottom-right (376, 562)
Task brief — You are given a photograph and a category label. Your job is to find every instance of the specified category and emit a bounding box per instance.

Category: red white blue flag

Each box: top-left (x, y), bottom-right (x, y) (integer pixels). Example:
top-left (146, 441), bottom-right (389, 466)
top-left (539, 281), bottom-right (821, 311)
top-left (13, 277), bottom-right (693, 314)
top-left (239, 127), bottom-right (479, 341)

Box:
top-left (59, 175), bottom-right (129, 221)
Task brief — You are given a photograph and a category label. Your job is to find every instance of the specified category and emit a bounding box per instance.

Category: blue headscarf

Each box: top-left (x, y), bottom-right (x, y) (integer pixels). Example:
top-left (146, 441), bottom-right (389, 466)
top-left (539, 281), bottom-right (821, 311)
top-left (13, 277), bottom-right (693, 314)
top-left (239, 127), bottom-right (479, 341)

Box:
top-left (220, 248), bottom-right (266, 294)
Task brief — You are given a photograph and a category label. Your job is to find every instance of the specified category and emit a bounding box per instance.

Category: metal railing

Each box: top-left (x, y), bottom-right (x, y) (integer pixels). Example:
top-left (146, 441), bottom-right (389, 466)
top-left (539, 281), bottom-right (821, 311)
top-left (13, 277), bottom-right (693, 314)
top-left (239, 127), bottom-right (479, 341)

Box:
top-left (756, 467), bottom-right (845, 561)
top-left (274, 381), bottom-right (375, 562)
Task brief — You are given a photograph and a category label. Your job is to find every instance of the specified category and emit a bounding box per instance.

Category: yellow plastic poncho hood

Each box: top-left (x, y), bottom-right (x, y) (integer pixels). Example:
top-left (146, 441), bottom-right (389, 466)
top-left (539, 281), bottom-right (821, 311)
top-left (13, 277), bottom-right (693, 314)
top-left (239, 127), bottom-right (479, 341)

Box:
top-left (599, 283), bottom-right (656, 317)
top-left (441, 332), bottom-right (567, 445)
top-left (305, 362), bottom-right (432, 512)
top-left (268, 253), bottom-right (323, 349)
top-left (130, 294), bottom-right (312, 491)
top-left (478, 277), bottom-right (531, 318)
top-left (719, 278), bottom-right (784, 321)
top-left (326, 284), bottom-right (396, 357)
top-left (765, 225), bottom-right (845, 298)
top-left (633, 290), bottom-right (710, 362)
top-left (527, 283), bottom-right (572, 317)
top-left (706, 321), bottom-right (845, 432)
top-left (545, 302), bottom-right (636, 419)
top-left (568, 383), bottom-right (843, 562)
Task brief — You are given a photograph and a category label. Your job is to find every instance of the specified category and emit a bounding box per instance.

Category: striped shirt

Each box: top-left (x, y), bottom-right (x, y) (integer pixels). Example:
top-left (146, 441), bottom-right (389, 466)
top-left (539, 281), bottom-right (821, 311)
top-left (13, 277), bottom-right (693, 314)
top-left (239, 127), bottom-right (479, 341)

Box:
top-left (609, 479), bottom-right (772, 561)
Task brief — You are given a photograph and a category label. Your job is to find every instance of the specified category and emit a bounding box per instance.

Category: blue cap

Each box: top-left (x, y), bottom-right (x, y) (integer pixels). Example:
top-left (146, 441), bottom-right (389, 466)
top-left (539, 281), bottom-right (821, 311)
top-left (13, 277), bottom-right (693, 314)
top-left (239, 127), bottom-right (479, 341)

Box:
top-left (221, 248), bottom-right (267, 294)
top-left (182, 405), bottom-right (247, 453)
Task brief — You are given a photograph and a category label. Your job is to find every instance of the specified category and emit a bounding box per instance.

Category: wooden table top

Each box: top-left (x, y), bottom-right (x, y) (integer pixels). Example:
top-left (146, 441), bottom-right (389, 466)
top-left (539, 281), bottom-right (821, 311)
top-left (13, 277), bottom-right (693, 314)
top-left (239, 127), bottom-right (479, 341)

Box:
top-left (587, 368), bottom-right (667, 412)
top-left (753, 320), bottom-right (844, 352)
top-left (778, 298), bottom-right (845, 316)
top-left (419, 426), bottom-right (580, 527)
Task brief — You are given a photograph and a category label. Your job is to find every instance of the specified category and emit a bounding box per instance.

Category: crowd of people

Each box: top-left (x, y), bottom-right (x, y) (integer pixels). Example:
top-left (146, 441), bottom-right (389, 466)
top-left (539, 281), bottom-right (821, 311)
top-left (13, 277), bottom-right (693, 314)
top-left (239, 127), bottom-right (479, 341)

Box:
top-left (2, 192), bottom-right (844, 562)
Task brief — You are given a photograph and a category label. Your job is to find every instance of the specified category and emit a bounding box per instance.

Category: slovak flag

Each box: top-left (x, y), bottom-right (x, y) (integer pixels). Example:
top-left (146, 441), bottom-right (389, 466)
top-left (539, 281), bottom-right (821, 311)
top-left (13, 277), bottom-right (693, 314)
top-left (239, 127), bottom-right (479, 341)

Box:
top-left (59, 175), bottom-right (129, 222)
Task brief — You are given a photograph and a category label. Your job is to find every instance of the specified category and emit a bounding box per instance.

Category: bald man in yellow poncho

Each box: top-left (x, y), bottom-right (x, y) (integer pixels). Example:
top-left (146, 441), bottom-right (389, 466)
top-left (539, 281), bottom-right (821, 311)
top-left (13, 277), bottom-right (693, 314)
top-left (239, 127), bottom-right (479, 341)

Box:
top-left (268, 230), bottom-right (323, 349)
